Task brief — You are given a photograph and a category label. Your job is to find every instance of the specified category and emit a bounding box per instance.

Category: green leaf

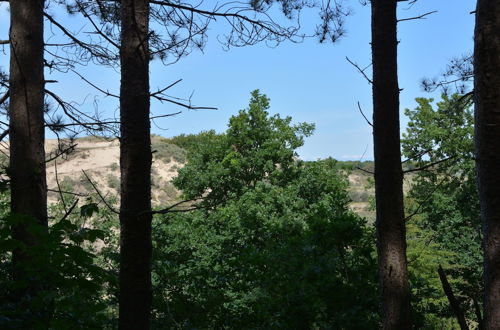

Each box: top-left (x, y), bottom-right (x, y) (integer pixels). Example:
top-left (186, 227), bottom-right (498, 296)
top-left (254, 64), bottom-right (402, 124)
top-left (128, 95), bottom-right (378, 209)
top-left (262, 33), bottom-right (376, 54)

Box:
top-left (80, 203), bottom-right (99, 218)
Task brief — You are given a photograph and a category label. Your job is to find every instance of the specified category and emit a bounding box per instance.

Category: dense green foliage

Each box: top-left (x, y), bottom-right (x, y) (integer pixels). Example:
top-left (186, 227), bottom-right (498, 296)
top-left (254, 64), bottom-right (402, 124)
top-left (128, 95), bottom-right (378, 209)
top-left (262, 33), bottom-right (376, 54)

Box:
top-left (0, 90), bottom-right (485, 329)
top-left (152, 91), bottom-right (379, 328)
top-left (402, 94), bottom-right (482, 327)
top-left (162, 131), bottom-right (220, 154)
top-left (0, 192), bottom-right (117, 328)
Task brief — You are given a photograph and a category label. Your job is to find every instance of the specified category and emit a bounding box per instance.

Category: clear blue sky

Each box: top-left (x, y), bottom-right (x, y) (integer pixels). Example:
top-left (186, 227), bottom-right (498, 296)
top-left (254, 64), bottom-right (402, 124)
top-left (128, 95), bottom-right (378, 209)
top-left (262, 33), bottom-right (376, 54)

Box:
top-left (0, 1), bottom-right (475, 160)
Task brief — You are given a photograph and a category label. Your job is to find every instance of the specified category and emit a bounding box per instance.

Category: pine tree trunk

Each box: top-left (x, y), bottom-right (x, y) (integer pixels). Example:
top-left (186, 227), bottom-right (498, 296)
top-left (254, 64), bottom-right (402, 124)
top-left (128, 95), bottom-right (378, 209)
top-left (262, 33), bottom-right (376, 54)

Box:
top-left (9, 0), bottom-right (47, 289)
top-left (371, 0), bottom-right (411, 328)
top-left (119, 0), bottom-right (152, 328)
top-left (474, 0), bottom-right (500, 328)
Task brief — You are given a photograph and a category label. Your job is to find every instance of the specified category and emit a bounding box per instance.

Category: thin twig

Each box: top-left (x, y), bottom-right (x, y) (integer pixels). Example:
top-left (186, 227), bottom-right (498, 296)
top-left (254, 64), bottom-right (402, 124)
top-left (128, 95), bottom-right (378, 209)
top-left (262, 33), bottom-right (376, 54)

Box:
top-left (81, 170), bottom-right (119, 214)
top-left (54, 160), bottom-right (67, 212)
top-left (149, 197), bottom-right (203, 215)
top-left (401, 148), bottom-right (433, 164)
top-left (75, 1), bottom-right (120, 49)
top-left (48, 188), bottom-right (87, 197)
top-left (71, 70), bottom-right (119, 98)
top-left (0, 90), bottom-right (9, 105)
top-left (152, 94), bottom-right (217, 110)
top-left (437, 265), bottom-right (469, 330)
top-left (398, 10), bottom-right (437, 22)
top-left (59, 199), bottom-right (79, 222)
top-left (356, 166), bottom-right (374, 175)
top-left (151, 79), bottom-right (183, 96)
top-left (45, 89), bottom-right (96, 130)
top-left (0, 129), bottom-right (9, 142)
top-left (150, 112), bottom-right (183, 120)
top-left (45, 144), bottom-right (77, 163)
top-left (404, 177), bottom-right (446, 222)
top-left (403, 156), bottom-right (456, 174)
top-left (346, 57), bottom-right (372, 84)
top-left (147, 0), bottom-right (293, 37)
top-left (357, 102), bottom-right (373, 127)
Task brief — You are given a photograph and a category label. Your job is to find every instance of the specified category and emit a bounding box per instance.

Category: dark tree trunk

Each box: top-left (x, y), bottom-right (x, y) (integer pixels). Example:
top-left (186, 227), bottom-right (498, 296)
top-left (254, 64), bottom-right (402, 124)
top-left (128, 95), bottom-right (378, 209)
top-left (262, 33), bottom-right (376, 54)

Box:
top-left (371, 0), bottom-right (411, 328)
top-left (474, 0), bottom-right (500, 328)
top-left (119, 0), bottom-right (152, 328)
top-left (437, 265), bottom-right (469, 330)
top-left (9, 0), bottom-right (47, 287)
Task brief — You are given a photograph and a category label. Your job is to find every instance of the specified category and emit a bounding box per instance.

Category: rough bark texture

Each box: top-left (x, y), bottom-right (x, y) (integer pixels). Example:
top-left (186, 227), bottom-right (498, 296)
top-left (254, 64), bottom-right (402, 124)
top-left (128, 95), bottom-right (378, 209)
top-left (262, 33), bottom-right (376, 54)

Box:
top-left (474, 0), bottom-right (500, 328)
top-left (119, 0), bottom-right (152, 328)
top-left (9, 0), bottom-right (47, 283)
top-left (438, 265), bottom-right (469, 330)
top-left (371, 1), bottom-right (411, 328)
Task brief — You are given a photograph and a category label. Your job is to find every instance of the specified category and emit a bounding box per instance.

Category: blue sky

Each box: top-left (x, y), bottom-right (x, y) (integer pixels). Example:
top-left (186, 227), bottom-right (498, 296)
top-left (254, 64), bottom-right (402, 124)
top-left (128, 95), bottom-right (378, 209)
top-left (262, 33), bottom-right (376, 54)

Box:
top-left (0, 1), bottom-right (476, 160)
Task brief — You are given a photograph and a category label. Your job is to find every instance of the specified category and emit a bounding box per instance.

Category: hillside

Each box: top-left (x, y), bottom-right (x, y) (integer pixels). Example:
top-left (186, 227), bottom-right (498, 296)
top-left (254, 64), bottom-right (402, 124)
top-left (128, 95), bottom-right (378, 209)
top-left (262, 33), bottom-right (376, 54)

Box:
top-left (1, 136), bottom-right (376, 218)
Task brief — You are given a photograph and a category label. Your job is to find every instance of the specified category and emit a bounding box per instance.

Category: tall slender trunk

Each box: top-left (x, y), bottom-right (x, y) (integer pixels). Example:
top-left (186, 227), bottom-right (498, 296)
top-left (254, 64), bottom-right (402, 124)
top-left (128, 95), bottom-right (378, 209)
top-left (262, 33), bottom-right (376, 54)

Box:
top-left (371, 0), bottom-right (411, 328)
top-left (474, 0), bottom-right (500, 328)
top-left (9, 0), bottom-right (47, 287)
top-left (437, 265), bottom-right (469, 330)
top-left (119, 0), bottom-right (152, 328)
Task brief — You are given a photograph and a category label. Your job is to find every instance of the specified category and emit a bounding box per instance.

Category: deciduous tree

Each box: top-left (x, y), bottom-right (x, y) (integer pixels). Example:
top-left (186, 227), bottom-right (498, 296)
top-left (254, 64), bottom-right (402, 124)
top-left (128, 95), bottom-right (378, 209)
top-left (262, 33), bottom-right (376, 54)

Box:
top-left (153, 91), bottom-right (379, 329)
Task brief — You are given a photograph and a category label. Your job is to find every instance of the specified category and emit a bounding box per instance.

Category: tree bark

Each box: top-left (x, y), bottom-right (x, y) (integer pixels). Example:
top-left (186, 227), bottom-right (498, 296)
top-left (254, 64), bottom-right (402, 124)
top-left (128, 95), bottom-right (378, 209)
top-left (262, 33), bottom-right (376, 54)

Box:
top-left (119, 0), bottom-right (152, 328)
top-left (474, 0), bottom-right (500, 328)
top-left (9, 0), bottom-right (47, 288)
top-left (371, 0), bottom-right (411, 328)
top-left (437, 265), bottom-right (469, 330)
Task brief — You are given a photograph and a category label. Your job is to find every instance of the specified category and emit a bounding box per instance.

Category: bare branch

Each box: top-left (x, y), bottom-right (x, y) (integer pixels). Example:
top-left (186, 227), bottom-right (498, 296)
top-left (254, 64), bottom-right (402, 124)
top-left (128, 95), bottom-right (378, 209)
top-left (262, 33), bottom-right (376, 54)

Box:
top-left (81, 170), bottom-right (119, 214)
top-left (149, 197), bottom-right (204, 215)
top-left (148, 0), bottom-right (295, 38)
top-left (401, 148), bottom-right (433, 164)
top-left (45, 143), bottom-right (77, 163)
top-left (59, 199), bottom-right (79, 223)
top-left (403, 156), bottom-right (456, 174)
top-left (48, 188), bottom-right (87, 197)
top-left (150, 112), bottom-right (182, 120)
top-left (438, 265), bottom-right (469, 330)
top-left (151, 79), bottom-right (183, 97)
top-left (404, 177), bottom-right (447, 222)
top-left (54, 159), bottom-right (67, 212)
top-left (356, 166), bottom-right (374, 175)
top-left (346, 57), bottom-right (372, 84)
top-left (0, 40), bottom-right (9, 45)
top-left (357, 102), bottom-right (373, 127)
top-left (71, 69), bottom-right (119, 98)
top-left (0, 129), bottom-right (9, 142)
top-left (45, 89), bottom-right (116, 134)
top-left (43, 12), bottom-right (114, 62)
top-left (152, 94), bottom-right (217, 110)
top-left (0, 90), bottom-right (9, 105)
top-left (74, 1), bottom-right (120, 49)
top-left (398, 10), bottom-right (437, 23)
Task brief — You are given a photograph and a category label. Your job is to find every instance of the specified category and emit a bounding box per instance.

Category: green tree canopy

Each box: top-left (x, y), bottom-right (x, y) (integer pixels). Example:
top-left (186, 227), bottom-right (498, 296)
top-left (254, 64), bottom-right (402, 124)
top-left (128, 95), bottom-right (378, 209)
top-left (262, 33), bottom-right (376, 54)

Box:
top-left (173, 90), bottom-right (315, 208)
top-left (152, 90), bottom-right (379, 329)
top-left (402, 94), bottom-right (482, 327)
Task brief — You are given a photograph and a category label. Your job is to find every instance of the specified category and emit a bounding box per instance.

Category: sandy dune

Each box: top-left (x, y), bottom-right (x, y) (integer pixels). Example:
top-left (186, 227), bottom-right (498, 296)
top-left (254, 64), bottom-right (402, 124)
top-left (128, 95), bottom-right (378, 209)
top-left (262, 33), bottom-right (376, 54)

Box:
top-left (2, 138), bottom-right (183, 205)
